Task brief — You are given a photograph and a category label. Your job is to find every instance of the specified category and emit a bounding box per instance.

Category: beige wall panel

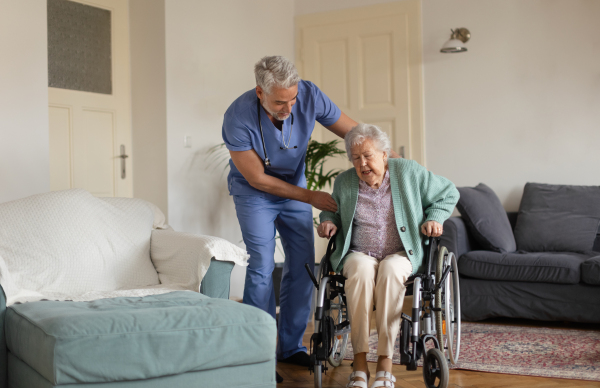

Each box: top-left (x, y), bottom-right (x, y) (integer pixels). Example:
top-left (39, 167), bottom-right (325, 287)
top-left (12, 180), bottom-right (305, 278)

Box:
top-left (81, 109), bottom-right (115, 197)
top-left (360, 34), bottom-right (393, 108)
top-left (369, 119), bottom-right (395, 147)
top-left (49, 106), bottom-right (72, 191)
top-left (319, 40), bottom-right (350, 110)
top-left (0, 1), bottom-right (49, 203)
top-left (130, 0), bottom-right (168, 218)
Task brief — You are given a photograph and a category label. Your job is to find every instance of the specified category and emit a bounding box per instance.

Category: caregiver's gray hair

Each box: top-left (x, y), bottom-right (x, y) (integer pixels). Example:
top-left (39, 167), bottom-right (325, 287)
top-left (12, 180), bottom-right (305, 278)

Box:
top-left (345, 123), bottom-right (392, 161)
top-left (254, 56), bottom-right (301, 95)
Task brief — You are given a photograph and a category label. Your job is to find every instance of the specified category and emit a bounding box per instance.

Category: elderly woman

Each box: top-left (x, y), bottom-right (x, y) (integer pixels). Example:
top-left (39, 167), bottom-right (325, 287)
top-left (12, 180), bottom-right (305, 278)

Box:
top-left (317, 124), bottom-right (459, 388)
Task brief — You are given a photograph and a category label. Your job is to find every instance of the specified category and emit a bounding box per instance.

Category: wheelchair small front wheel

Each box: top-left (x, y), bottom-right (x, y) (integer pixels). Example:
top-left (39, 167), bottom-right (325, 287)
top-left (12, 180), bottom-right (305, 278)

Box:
top-left (327, 292), bottom-right (349, 367)
top-left (422, 348), bottom-right (449, 388)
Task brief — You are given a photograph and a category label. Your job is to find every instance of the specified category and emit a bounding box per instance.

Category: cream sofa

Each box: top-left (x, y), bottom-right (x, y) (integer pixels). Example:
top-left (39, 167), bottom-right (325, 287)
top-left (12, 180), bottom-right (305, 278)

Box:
top-left (0, 189), bottom-right (276, 388)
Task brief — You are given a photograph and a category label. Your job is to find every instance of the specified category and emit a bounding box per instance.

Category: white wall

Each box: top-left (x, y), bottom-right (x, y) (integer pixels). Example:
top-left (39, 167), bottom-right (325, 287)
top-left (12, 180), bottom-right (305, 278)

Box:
top-left (0, 0), bottom-right (50, 203)
top-left (165, 0), bottom-right (295, 300)
top-left (295, 0), bottom-right (401, 15)
top-left (422, 0), bottom-right (600, 211)
top-left (130, 0), bottom-right (169, 219)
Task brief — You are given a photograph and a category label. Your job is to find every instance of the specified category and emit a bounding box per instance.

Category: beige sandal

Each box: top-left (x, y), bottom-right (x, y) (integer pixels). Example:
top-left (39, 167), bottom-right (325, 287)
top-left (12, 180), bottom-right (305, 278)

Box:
top-left (346, 371), bottom-right (369, 388)
top-left (370, 371), bottom-right (396, 388)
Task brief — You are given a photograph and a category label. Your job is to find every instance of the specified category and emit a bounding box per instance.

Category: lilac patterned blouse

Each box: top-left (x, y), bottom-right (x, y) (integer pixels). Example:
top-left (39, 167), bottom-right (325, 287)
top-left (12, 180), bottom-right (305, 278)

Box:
top-left (349, 170), bottom-right (404, 260)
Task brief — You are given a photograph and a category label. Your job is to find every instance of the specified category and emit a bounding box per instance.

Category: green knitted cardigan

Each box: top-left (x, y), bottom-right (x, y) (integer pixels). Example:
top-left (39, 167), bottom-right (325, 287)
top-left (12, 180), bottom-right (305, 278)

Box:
top-left (319, 158), bottom-right (459, 275)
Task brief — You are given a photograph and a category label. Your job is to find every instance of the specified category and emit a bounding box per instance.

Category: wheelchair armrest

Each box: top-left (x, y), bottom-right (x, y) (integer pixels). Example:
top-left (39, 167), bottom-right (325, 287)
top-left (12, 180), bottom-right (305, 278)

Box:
top-left (440, 217), bottom-right (477, 259)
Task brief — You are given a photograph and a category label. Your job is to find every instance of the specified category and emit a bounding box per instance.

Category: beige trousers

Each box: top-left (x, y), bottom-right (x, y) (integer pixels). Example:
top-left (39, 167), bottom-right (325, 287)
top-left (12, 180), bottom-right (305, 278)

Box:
top-left (342, 251), bottom-right (412, 358)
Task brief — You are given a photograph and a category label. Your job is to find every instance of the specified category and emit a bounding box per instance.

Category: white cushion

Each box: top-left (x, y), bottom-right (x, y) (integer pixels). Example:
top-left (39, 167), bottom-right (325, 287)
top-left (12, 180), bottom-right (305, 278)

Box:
top-left (150, 230), bottom-right (249, 292)
top-left (0, 189), bottom-right (160, 303)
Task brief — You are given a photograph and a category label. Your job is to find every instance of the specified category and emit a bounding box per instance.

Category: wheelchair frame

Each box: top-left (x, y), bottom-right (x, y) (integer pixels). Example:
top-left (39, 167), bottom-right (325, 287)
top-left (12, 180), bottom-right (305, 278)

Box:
top-left (304, 236), bottom-right (461, 388)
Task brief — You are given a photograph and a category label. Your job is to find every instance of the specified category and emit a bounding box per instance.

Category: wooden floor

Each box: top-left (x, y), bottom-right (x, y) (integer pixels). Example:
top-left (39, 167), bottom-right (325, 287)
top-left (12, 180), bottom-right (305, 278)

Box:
top-left (276, 296), bottom-right (600, 388)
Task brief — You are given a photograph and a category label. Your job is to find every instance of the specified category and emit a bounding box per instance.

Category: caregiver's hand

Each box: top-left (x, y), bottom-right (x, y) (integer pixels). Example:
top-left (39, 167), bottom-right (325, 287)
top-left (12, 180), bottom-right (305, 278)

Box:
top-left (421, 220), bottom-right (443, 237)
top-left (309, 191), bottom-right (338, 212)
top-left (317, 221), bottom-right (337, 239)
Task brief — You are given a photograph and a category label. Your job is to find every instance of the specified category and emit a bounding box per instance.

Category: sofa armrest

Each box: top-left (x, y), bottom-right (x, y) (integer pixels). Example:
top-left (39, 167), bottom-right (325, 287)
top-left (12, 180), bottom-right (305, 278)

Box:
top-left (440, 217), bottom-right (476, 259)
top-left (200, 259), bottom-right (235, 299)
top-left (150, 230), bottom-right (247, 295)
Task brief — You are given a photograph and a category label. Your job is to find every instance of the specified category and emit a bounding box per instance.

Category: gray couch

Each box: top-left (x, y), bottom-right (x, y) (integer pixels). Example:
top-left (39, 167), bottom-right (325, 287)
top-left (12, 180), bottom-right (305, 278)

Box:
top-left (441, 183), bottom-right (600, 323)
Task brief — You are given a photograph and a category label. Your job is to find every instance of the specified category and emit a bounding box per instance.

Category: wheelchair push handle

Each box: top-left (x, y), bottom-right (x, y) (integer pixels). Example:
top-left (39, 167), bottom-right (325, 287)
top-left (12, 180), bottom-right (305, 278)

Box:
top-left (425, 236), bottom-right (439, 276)
top-left (325, 236), bottom-right (336, 260)
top-left (305, 263), bottom-right (320, 290)
top-left (305, 233), bottom-right (337, 291)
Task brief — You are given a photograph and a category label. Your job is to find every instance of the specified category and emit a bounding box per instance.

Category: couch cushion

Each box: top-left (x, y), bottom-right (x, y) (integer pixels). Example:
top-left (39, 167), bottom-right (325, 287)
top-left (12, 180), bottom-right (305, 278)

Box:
top-left (458, 251), bottom-right (591, 284)
top-left (514, 183), bottom-right (600, 252)
top-left (593, 233), bottom-right (600, 252)
top-left (5, 291), bottom-right (276, 385)
top-left (456, 183), bottom-right (516, 253)
top-left (581, 256), bottom-right (600, 286)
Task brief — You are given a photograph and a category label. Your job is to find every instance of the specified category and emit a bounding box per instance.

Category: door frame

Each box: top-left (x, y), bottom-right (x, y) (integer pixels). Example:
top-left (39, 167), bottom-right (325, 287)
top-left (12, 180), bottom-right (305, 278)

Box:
top-left (295, 0), bottom-right (426, 166)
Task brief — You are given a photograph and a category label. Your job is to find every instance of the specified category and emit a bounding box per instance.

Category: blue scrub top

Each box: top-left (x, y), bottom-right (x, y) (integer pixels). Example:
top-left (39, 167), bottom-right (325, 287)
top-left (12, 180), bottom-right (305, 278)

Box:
top-left (222, 80), bottom-right (342, 201)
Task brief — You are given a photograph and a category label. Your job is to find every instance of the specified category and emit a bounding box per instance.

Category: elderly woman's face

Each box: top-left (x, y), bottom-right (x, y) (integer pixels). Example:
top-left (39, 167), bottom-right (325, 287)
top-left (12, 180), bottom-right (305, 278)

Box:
top-left (350, 139), bottom-right (388, 188)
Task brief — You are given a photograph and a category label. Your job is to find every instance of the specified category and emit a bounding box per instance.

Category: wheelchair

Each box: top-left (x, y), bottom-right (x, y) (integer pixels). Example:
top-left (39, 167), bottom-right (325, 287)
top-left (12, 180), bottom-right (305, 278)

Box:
top-left (304, 236), bottom-right (461, 388)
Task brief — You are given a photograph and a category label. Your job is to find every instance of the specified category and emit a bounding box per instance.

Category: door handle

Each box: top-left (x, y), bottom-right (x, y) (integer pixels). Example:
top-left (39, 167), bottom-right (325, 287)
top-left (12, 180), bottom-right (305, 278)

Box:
top-left (119, 145), bottom-right (128, 179)
top-left (399, 146), bottom-right (405, 159)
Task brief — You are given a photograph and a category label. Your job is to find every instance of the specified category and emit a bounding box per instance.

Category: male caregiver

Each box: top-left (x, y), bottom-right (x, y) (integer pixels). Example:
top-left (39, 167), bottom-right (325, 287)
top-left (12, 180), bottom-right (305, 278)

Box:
top-left (222, 56), bottom-right (398, 378)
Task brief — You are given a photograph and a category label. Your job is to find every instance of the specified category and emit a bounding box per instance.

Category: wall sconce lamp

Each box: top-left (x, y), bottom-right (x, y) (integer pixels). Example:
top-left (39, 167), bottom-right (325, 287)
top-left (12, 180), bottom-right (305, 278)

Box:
top-left (440, 28), bottom-right (470, 53)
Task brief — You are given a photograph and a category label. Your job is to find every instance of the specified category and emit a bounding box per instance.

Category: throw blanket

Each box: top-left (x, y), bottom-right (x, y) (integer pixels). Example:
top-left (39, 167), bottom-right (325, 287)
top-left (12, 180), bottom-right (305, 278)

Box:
top-left (0, 189), bottom-right (248, 306)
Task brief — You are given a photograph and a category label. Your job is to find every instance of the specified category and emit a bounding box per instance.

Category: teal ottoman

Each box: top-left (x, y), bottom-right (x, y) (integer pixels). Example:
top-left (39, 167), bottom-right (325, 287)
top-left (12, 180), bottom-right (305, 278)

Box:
top-left (5, 291), bottom-right (276, 387)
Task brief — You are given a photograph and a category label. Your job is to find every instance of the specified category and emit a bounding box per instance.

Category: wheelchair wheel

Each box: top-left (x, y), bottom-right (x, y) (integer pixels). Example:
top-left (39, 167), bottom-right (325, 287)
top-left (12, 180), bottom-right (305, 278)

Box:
top-left (435, 247), bottom-right (461, 365)
top-left (422, 348), bottom-right (449, 388)
top-left (434, 246), bottom-right (446, 351)
top-left (315, 260), bottom-right (350, 367)
top-left (327, 291), bottom-right (349, 367)
top-left (442, 252), bottom-right (461, 364)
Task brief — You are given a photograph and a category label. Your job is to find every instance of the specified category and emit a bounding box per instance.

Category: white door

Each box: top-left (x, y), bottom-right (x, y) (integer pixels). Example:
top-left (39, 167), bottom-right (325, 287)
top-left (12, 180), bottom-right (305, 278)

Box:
top-left (48, 0), bottom-right (132, 197)
top-left (296, 1), bottom-right (425, 168)
top-left (296, 1), bottom-right (425, 260)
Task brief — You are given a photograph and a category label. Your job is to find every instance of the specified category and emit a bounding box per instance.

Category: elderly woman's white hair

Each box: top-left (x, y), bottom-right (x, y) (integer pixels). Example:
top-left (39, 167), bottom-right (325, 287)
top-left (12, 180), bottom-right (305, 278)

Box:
top-left (344, 123), bottom-right (392, 161)
top-left (254, 56), bottom-right (301, 95)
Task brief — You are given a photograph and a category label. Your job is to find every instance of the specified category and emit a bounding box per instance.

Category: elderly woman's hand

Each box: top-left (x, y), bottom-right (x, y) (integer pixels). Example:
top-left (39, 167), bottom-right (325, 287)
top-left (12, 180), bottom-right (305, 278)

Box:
top-left (421, 221), bottom-right (443, 237)
top-left (317, 221), bottom-right (337, 239)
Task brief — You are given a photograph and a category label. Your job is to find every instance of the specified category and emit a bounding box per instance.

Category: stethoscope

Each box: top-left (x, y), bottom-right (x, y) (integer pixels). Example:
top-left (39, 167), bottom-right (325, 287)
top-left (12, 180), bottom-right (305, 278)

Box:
top-left (257, 98), bottom-right (296, 168)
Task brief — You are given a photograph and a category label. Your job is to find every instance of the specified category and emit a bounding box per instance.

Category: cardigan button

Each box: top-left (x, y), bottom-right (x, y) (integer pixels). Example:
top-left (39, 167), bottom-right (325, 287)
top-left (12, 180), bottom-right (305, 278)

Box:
top-left (401, 227), bottom-right (406, 232)
top-left (409, 250), bottom-right (414, 255)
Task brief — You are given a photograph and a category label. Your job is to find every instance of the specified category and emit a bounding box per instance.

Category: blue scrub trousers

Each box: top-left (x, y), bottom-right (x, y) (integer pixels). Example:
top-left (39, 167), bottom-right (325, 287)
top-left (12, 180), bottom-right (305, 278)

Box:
top-left (233, 195), bottom-right (315, 359)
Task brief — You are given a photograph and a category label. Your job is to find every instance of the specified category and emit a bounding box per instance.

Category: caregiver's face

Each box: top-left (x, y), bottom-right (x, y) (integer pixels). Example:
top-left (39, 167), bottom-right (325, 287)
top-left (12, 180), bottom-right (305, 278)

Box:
top-left (256, 84), bottom-right (298, 121)
top-left (350, 139), bottom-right (388, 188)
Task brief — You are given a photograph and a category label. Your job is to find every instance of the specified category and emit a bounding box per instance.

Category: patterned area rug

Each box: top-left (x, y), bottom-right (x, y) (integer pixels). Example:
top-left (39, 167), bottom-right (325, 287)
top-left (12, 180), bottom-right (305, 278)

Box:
top-left (344, 322), bottom-right (600, 381)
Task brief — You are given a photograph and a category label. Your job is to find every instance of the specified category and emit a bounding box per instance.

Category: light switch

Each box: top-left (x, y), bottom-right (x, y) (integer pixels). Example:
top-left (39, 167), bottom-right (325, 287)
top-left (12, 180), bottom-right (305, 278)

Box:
top-left (184, 136), bottom-right (192, 148)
